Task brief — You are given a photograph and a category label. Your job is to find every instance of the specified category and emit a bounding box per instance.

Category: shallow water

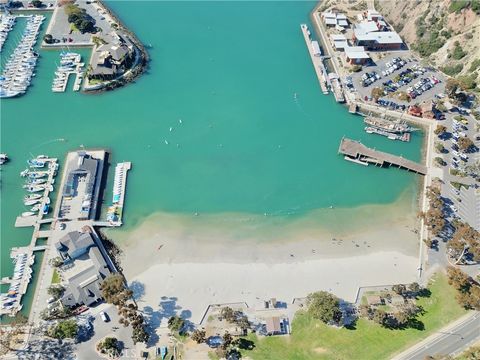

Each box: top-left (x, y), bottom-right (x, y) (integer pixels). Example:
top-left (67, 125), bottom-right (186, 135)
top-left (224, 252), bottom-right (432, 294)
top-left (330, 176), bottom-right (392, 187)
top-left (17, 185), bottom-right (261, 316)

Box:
top-left (0, 1), bottom-right (422, 318)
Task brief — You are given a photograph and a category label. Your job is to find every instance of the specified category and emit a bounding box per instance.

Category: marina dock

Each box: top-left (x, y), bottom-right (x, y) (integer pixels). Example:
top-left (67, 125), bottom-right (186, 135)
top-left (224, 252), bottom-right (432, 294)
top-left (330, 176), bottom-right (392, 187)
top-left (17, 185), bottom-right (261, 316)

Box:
top-left (2, 157), bottom-right (58, 317)
top-left (52, 52), bottom-right (84, 93)
top-left (338, 137), bottom-right (427, 175)
top-left (300, 24), bottom-right (329, 95)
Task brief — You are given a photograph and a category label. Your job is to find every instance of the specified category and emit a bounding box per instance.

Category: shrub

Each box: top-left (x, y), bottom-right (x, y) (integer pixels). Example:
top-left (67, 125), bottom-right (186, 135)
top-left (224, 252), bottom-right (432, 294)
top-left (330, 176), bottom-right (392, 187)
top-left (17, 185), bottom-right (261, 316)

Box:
top-left (452, 43), bottom-right (467, 60)
top-left (457, 74), bottom-right (477, 90)
top-left (449, 0), bottom-right (470, 13)
top-left (470, 58), bottom-right (480, 72)
top-left (441, 63), bottom-right (464, 76)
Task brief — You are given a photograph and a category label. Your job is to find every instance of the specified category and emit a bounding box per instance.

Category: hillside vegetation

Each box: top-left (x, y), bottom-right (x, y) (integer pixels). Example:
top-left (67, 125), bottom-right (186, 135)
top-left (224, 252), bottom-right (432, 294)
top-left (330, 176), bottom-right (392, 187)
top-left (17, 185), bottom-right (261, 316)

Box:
top-left (375, 0), bottom-right (480, 91)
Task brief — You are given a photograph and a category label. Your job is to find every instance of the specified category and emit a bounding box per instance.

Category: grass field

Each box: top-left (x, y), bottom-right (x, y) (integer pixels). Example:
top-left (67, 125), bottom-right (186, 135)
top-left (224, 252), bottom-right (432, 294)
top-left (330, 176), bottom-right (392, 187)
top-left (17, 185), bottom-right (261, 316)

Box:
top-left (51, 269), bottom-right (60, 284)
top-left (241, 273), bottom-right (467, 360)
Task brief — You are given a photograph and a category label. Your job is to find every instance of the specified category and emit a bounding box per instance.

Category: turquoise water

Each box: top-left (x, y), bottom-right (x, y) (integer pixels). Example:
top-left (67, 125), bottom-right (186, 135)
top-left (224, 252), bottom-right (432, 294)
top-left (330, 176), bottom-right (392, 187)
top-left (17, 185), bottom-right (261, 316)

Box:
top-left (1, 1), bottom-right (422, 317)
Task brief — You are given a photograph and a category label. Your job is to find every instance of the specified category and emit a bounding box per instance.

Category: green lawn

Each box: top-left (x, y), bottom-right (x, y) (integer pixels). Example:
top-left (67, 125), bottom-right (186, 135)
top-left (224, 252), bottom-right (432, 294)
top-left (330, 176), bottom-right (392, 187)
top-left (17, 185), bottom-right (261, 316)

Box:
top-left (242, 274), bottom-right (467, 360)
top-left (51, 269), bottom-right (60, 284)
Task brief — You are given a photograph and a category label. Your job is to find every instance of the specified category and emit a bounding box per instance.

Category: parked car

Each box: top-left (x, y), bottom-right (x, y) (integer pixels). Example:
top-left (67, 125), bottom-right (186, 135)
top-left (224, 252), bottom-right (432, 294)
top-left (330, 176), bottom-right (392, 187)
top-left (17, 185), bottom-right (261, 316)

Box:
top-left (100, 311), bottom-right (109, 322)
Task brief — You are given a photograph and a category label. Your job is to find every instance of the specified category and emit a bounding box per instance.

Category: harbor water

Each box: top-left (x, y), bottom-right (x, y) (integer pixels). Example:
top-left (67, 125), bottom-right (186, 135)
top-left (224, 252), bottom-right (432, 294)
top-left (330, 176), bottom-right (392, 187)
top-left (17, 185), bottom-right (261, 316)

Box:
top-left (0, 1), bottom-right (423, 318)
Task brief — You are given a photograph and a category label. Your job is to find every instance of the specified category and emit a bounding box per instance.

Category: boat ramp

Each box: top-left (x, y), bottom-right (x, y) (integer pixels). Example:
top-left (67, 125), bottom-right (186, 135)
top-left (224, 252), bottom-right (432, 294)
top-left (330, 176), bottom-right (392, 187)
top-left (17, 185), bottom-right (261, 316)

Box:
top-left (300, 24), bottom-right (329, 95)
top-left (338, 137), bottom-right (427, 175)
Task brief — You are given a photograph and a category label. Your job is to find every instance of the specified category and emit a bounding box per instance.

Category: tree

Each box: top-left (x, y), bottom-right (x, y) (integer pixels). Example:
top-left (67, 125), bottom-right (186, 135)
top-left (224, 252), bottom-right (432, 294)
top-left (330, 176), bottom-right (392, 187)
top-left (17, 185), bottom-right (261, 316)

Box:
top-left (167, 315), bottom-right (185, 333)
top-left (445, 78), bottom-right (460, 98)
top-left (461, 345), bottom-right (480, 360)
top-left (372, 308), bottom-right (387, 325)
top-left (47, 285), bottom-right (65, 300)
top-left (100, 274), bottom-right (132, 307)
top-left (0, 314), bottom-right (27, 356)
top-left (43, 34), bottom-right (54, 44)
top-left (132, 325), bottom-right (150, 345)
top-left (392, 284), bottom-right (407, 296)
top-left (236, 315), bottom-right (250, 331)
top-left (408, 282), bottom-right (421, 294)
top-left (222, 332), bottom-right (233, 350)
top-left (447, 266), bottom-right (471, 292)
top-left (458, 137), bottom-right (475, 152)
top-left (97, 337), bottom-right (121, 357)
top-left (191, 329), bottom-right (206, 343)
top-left (50, 320), bottom-right (78, 339)
top-left (220, 307), bottom-right (236, 323)
top-left (434, 125), bottom-right (447, 136)
top-left (306, 291), bottom-right (342, 324)
top-left (31, 0), bottom-right (43, 8)
top-left (371, 87), bottom-right (384, 101)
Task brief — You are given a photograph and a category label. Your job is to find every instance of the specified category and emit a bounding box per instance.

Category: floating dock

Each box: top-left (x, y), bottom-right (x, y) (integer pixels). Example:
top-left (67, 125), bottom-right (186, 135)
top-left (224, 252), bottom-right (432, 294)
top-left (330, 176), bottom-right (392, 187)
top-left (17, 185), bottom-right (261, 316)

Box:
top-left (328, 73), bottom-right (345, 103)
top-left (105, 162), bottom-right (131, 226)
top-left (338, 137), bottom-right (427, 175)
top-left (2, 157), bottom-right (59, 317)
top-left (300, 24), bottom-right (329, 95)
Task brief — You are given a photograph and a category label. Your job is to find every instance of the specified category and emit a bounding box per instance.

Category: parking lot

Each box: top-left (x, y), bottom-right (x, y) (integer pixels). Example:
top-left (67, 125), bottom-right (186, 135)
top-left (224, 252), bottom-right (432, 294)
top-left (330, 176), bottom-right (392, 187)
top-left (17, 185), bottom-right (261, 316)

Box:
top-left (348, 53), bottom-right (447, 109)
top-left (45, 0), bottom-right (116, 45)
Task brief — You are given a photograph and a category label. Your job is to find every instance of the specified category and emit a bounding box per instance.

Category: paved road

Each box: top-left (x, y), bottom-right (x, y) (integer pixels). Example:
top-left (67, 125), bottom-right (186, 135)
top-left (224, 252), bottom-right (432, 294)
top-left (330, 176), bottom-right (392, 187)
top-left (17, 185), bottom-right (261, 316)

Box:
top-left (393, 312), bottom-right (480, 360)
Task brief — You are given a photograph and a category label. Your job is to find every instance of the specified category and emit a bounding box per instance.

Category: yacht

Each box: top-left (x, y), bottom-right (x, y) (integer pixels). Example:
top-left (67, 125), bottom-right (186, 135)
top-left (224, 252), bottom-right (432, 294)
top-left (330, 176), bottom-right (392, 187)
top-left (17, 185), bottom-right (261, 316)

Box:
top-left (0, 153), bottom-right (8, 164)
top-left (21, 212), bottom-right (35, 217)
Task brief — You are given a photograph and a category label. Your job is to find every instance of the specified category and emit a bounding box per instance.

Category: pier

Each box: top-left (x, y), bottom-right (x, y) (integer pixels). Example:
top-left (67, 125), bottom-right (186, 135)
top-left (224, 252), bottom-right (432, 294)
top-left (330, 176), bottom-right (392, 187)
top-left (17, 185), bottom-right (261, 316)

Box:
top-left (338, 137), bottom-right (427, 175)
top-left (300, 24), bottom-right (329, 95)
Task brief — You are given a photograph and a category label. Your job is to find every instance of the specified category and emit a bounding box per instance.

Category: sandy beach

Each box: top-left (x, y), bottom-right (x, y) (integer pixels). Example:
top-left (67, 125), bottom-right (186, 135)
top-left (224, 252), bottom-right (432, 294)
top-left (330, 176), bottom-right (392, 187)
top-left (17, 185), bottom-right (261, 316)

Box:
top-left (107, 191), bottom-right (421, 325)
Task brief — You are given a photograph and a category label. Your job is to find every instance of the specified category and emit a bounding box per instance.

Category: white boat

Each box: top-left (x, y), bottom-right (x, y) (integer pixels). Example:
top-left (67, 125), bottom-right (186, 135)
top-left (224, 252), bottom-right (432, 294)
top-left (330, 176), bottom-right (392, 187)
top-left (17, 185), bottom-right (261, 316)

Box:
top-left (26, 185), bottom-right (45, 192)
top-left (24, 199), bottom-right (40, 206)
top-left (30, 204), bottom-right (41, 212)
top-left (45, 197), bottom-right (50, 204)
top-left (0, 153), bottom-right (8, 164)
top-left (24, 194), bottom-right (42, 201)
top-left (21, 212), bottom-right (35, 217)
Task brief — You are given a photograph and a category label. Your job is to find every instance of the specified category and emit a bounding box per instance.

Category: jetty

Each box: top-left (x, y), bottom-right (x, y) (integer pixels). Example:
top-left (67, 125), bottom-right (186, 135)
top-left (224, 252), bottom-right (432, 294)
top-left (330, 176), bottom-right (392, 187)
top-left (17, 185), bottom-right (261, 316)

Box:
top-left (338, 137), bottom-right (427, 175)
top-left (300, 24), bottom-right (329, 95)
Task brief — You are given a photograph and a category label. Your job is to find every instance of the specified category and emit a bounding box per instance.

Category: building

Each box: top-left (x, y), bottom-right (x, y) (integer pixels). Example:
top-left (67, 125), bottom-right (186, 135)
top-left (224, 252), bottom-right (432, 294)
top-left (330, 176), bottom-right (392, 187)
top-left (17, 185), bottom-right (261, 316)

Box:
top-left (56, 230), bottom-right (112, 307)
top-left (0, 0), bottom-right (11, 10)
top-left (366, 9), bottom-right (383, 22)
top-left (352, 21), bottom-right (403, 50)
top-left (265, 316), bottom-right (285, 335)
top-left (344, 46), bottom-right (370, 65)
top-left (62, 151), bottom-right (99, 220)
top-left (321, 11), bottom-right (349, 28)
top-left (331, 34), bottom-right (348, 51)
top-left (89, 33), bottom-right (134, 80)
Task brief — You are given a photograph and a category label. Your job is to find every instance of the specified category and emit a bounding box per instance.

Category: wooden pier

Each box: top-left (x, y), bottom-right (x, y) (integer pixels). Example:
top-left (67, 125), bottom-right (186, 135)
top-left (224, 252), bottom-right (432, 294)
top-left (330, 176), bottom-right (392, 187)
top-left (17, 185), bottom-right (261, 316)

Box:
top-left (300, 24), bottom-right (329, 95)
top-left (338, 138), bottom-right (427, 175)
